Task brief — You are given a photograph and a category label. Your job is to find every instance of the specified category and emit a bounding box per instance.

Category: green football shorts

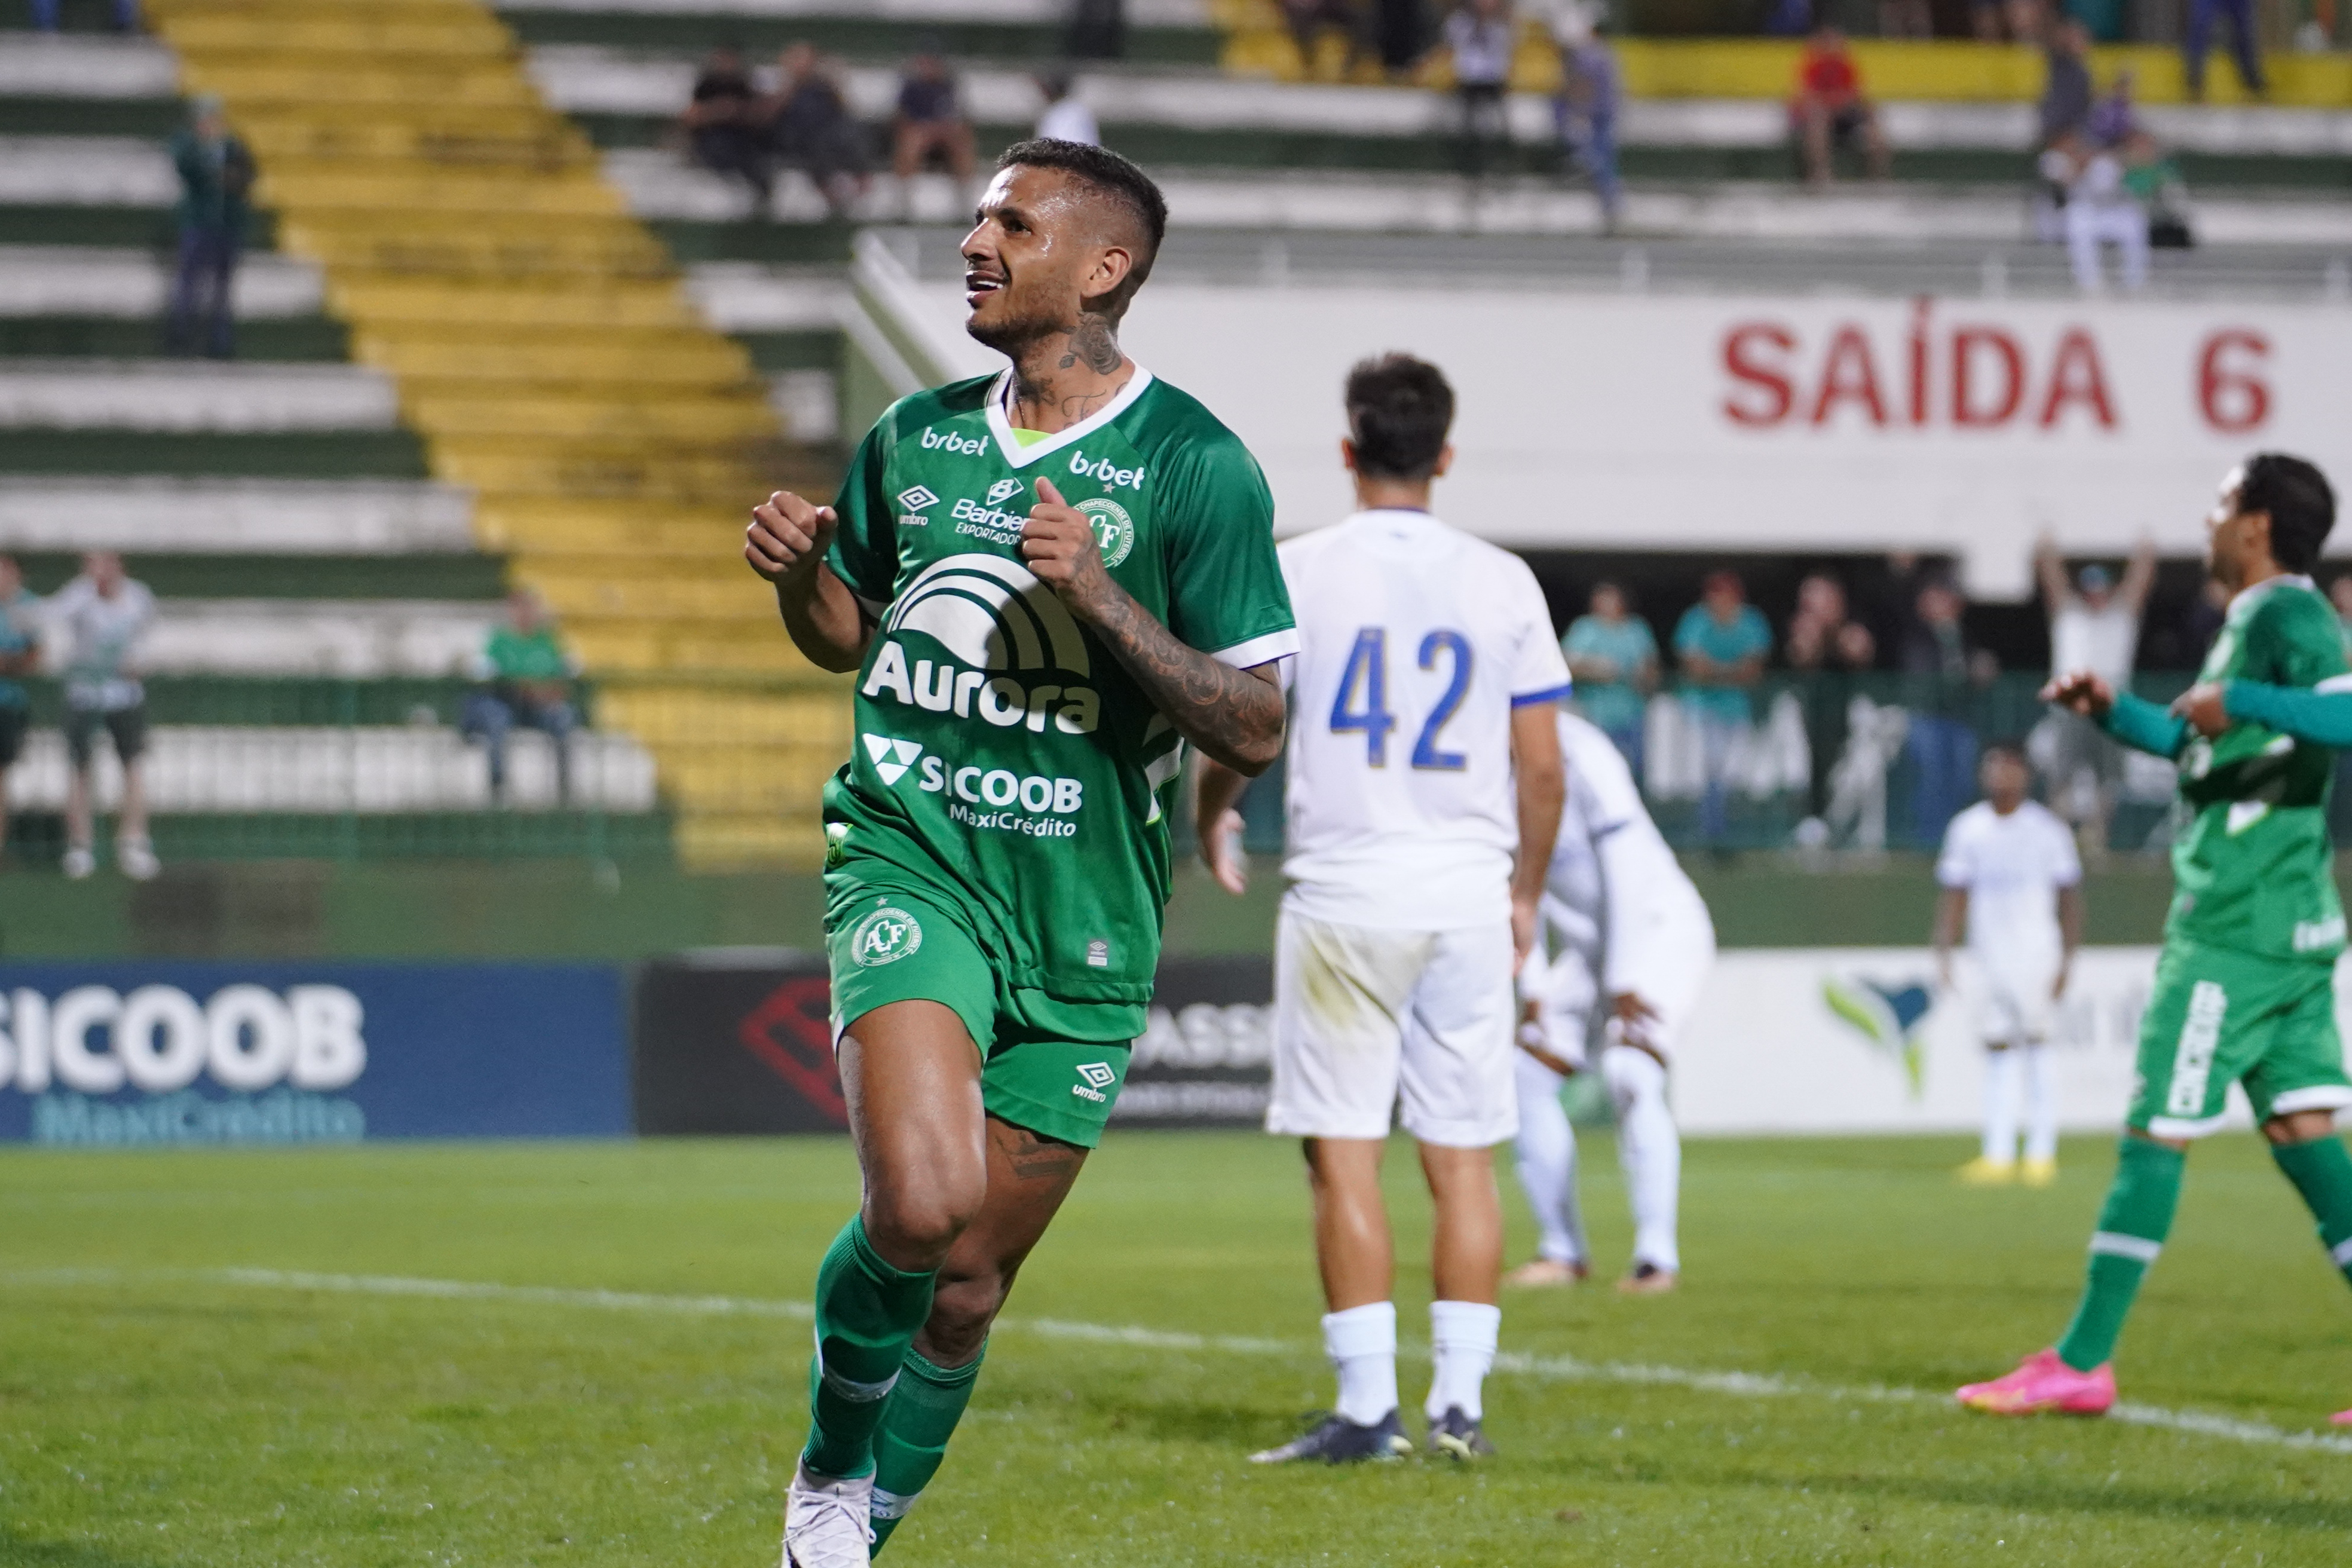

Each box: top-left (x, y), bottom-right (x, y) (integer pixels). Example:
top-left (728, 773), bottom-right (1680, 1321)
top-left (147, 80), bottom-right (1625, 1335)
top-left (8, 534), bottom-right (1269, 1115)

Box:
top-left (825, 885), bottom-right (1134, 1149)
top-left (2129, 938), bottom-right (2352, 1139)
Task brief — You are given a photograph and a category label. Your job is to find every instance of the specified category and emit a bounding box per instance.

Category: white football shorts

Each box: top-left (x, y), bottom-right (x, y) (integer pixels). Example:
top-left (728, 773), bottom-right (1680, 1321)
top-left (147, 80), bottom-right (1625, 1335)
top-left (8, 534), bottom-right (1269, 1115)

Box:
top-left (1971, 950), bottom-right (2062, 1046)
top-left (1266, 911), bottom-right (1518, 1147)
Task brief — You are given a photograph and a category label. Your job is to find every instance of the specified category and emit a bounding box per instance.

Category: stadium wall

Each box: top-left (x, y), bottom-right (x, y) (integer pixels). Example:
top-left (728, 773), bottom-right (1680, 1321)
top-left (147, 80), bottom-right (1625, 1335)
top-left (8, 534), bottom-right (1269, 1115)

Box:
top-left (863, 243), bottom-right (2352, 601)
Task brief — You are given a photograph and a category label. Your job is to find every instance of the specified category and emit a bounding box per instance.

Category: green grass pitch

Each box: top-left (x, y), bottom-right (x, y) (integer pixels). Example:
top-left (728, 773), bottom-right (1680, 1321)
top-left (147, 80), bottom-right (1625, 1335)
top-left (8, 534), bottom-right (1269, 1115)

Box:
top-left (4, 1131), bottom-right (2350, 1566)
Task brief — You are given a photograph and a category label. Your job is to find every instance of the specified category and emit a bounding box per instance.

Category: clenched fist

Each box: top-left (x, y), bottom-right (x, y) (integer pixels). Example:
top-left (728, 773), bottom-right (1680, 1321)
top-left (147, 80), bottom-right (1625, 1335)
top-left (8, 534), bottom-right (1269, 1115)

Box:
top-left (1018, 477), bottom-right (1118, 621)
top-left (746, 490), bottom-right (837, 581)
top-left (2172, 681), bottom-right (2230, 739)
top-left (2040, 669), bottom-right (2115, 719)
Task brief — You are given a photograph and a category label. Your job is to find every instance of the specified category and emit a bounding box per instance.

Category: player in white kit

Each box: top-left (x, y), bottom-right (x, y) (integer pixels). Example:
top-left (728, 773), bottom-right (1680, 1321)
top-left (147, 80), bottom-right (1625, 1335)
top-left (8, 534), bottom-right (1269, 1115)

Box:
top-left (1508, 709), bottom-right (1716, 1294)
top-left (1933, 742), bottom-right (2084, 1187)
top-left (1196, 354), bottom-right (1567, 1464)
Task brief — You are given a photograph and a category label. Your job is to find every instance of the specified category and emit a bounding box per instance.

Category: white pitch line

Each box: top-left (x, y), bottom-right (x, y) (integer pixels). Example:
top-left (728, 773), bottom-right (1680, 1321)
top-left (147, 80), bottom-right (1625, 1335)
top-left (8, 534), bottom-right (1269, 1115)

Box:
top-left (10, 1267), bottom-right (2351, 1456)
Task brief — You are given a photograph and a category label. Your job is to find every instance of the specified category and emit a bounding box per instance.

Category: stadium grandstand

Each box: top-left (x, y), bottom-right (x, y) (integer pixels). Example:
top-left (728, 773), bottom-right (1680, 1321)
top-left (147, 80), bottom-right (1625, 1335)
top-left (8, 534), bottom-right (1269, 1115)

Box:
top-left (2, 0), bottom-right (2349, 893)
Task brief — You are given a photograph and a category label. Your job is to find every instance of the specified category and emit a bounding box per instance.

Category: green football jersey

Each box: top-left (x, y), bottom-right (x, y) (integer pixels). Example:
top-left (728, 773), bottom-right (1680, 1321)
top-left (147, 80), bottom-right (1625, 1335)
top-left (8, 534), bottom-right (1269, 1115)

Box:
top-left (821, 368), bottom-right (1297, 1012)
top-left (2167, 574), bottom-right (2350, 963)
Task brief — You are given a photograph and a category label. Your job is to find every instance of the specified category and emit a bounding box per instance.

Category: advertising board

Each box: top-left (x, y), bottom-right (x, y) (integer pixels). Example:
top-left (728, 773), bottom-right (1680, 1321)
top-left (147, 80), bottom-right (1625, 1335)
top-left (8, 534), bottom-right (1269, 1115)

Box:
top-left (0, 963), bottom-right (629, 1145)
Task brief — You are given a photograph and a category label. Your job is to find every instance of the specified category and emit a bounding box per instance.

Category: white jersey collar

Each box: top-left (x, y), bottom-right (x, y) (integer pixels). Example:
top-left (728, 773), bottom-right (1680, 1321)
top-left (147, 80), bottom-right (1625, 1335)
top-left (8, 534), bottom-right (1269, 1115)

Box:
top-left (984, 363), bottom-right (1155, 469)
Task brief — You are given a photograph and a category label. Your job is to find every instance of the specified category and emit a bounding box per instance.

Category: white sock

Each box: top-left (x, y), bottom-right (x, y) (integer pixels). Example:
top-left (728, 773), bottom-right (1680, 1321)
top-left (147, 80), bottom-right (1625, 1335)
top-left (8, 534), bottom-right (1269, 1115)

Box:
top-left (1604, 1048), bottom-right (1681, 1274)
top-left (1982, 1046), bottom-right (2020, 1163)
top-left (1425, 1300), bottom-right (1501, 1421)
top-left (2022, 1043), bottom-right (2058, 1163)
top-left (1322, 1301), bottom-right (1397, 1426)
top-left (1512, 1049), bottom-right (1585, 1264)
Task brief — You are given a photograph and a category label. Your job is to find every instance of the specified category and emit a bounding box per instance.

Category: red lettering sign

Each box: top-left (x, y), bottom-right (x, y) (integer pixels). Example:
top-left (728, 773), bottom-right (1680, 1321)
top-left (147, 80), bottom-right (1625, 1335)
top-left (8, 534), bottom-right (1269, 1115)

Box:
top-left (1808, 326), bottom-right (1887, 427)
top-left (1949, 327), bottom-right (2024, 428)
top-left (1721, 323), bottom-right (1795, 425)
top-left (2198, 329), bottom-right (2271, 432)
top-left (2038, 329), bottom-right (2118, 428)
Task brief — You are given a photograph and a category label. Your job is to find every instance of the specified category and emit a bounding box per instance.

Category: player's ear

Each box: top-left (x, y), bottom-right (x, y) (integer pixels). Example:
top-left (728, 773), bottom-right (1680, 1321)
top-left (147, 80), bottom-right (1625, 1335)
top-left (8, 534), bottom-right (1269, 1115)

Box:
top-left (1432, 443), bottom-right (1455, 480)
top-left (1085, 243), bottom-right (1134, 308)
top-left (1340, 437), bottom-right (1359, 474)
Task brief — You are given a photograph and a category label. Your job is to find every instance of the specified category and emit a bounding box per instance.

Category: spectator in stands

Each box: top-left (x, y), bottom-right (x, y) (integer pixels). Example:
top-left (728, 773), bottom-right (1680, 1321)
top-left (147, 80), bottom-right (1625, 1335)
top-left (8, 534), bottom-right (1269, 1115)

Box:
top-left (1034, 72), bottom-right (1100, 145)
top-left (463, 590), bottom-right (579, 807)
top-left (768, 44), bottom-right (869, 219)
top-left (0, 555), bottom-right (36, 863)
top-left (1881, 0), bottom-right (1931, 42)
top-left (1373, 0), bottom-right (1435, 75)
top-left (1791, 26), bottom-right (1889, 189)
top-left (1763, 0), bottom-right (1812, 35)
top-left (166, 95), bottom-right (253, 360)
top-left (1563, 580), bottom-right (1656, 776)
top-left (1674, 571), bottom-right (1772, 848)
top-left (1784, 571), bottom-right (1878, 835)
top-left (681, 46), bottom-right (775, 218)
top-left (1895, 569), bottom-right (1993, 847)
top-left (2185, 0), bottom-right (2265, 102)
top-left (50, 552), bottom-right (158, 881)
top-left (2038, 18), bottom-right (2093, 148)
top-left (1546, 1), bottom-right (1621, 228)
top-left (2039, 536), bottom-right (2154, 853)
top-left (31, 0), bottom-right (136, 32)
top-left (1282, 0), bottom-right (1365, 78)
top-left (2047, 139), bottom-right (2149, 292)
top-left (1973, 0), bottom-right (2044, 42)
top-left (893, 48), bottom-right (978, 219)
top-left (1443, 0), bottom-right (1515, 179)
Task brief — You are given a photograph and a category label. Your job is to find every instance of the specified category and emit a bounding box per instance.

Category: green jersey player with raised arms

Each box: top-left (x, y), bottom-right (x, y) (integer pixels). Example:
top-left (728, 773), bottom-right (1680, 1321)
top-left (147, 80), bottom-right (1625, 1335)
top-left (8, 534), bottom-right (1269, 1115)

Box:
top-left (1959, 454), bottom-right (2352, 1428)
top-left (743, 140), bottom-right (1297, 1564)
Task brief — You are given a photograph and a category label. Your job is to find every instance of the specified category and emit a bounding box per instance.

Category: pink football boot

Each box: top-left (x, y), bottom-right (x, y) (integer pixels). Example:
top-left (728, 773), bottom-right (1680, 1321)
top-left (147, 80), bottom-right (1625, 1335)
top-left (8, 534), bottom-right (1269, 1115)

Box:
top-left (1956, 1349), bottom-right (2116, 1416)
top-left (2331, 1406), bottom-right (2351, 1427)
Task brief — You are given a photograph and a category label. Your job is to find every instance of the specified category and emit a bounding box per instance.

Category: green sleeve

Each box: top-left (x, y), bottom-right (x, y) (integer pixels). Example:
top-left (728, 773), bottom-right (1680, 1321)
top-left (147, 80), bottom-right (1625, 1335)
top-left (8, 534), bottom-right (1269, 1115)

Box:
top-left (2224, 680), bottom-right (2352, 748)
top-left (823, 416), bottom-right (899, 611)
top-left (1156, 433), bottom-right (1295, 663)
top-left (2097, 690), bottom-right (2188, 759)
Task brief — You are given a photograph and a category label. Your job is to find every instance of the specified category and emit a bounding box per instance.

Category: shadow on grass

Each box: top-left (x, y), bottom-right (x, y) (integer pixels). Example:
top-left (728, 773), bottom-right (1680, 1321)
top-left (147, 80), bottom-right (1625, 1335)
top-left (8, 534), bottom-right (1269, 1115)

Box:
top-left (0, 1529), bottom-right (168, 1568)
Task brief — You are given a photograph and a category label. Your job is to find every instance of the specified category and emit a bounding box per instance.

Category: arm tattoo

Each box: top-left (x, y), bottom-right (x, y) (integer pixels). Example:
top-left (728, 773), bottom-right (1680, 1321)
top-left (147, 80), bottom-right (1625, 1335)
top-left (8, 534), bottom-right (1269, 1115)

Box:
top-left (1086, 583), bottom-right (1285, 774)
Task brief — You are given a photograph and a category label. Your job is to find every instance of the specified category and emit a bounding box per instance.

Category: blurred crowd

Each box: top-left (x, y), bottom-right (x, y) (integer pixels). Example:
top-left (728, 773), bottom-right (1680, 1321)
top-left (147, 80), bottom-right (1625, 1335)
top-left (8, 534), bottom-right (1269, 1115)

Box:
top-left (1555, 540), bottom-right (2352, 856)
top-left (676, 43), bottom-right (1100, 222)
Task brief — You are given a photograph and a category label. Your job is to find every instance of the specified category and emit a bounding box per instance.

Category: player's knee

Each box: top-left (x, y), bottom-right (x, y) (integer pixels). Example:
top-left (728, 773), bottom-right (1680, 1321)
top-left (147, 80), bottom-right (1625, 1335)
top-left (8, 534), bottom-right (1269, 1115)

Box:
top-left (863, 1181), bottom-right (984, 1263)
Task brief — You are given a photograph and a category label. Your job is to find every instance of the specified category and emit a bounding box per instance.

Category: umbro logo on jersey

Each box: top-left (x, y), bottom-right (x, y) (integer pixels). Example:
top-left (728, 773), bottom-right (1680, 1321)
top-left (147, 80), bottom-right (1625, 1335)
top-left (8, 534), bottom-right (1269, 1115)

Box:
top-left (1071, 1059), bottom-right (1116, 1102)
top-left (861, 733), bottom-right (924, 786)
top-left (986, 477), bottom-right (1025, 506)
top-left (896, 485), bottom-right (940, 511)
top-left (918, 429), bottom-right (988, 457)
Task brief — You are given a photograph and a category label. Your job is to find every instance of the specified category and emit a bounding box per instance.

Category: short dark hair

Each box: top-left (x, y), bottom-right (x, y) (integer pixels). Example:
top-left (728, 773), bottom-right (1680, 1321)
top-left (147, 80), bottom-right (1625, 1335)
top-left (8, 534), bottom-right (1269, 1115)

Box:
top-left (2237, 452), bottom-right (2336, 574)
top-left (994, 138), bottom-right (1168, 308)
top-left (1981, 740), bottom-right (2029, 767)
top-left (1344, 354), bottom-right (1454, 481)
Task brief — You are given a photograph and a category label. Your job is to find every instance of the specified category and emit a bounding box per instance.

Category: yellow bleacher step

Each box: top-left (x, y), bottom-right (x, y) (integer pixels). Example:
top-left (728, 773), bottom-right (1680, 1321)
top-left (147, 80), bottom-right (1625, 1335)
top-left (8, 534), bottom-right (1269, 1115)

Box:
top-left (164, 13), bottom-right (512, 54)
top-left (405, 392), bottom-right (773, 443)
top-left (355, 329), bottom-right (756, 387)
top-left (177, 62), bottom-right (539, 108)
top-left (280, 215), bottom-right (672, 279)
top-left (474, 499), bottom-right (747, 553)
top-left (327, 275), bottom-right (697, 330)
top-left (431, 439), bottom-right (779, 501)
top-left (513, 552), bottom-right (758, 586)
top-left (522, 574), bottom-right (779, 623)
top-left (564, 626), bottom-right (822, 673)
top-left (261, 164), bottom-right (621, 218)
top-left (599, 684), bottom-right (850, 745)
top-left (234, 112), bottom-right (590, 168)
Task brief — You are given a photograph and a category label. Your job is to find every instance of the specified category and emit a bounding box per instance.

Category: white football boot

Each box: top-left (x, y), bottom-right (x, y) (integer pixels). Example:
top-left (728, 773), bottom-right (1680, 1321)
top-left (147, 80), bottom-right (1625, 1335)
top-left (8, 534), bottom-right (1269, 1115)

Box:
top-left (780, 1463), bottom-right (874, 1568)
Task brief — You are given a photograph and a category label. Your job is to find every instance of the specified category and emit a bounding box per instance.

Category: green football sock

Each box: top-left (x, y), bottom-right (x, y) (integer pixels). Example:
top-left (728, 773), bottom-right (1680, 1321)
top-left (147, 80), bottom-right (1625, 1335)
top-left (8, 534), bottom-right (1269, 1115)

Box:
top-left (803, 1217), bottom-right (938, 1480)
top-left (2055, 1137), bottom-right (2185, 1373)
top-left (868, 1342), bottom-right (986, 1555)
top-left (2271, 1135), bottom-right (2352, 1289)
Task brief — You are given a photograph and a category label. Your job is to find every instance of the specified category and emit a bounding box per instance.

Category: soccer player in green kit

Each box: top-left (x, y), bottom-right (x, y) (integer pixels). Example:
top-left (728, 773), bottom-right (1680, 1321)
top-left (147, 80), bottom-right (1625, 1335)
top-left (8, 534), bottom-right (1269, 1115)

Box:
top-left (742, 141), bottom-right (1298, 1564)
top-left (1959, 454), bottom-right (2352, 1428)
